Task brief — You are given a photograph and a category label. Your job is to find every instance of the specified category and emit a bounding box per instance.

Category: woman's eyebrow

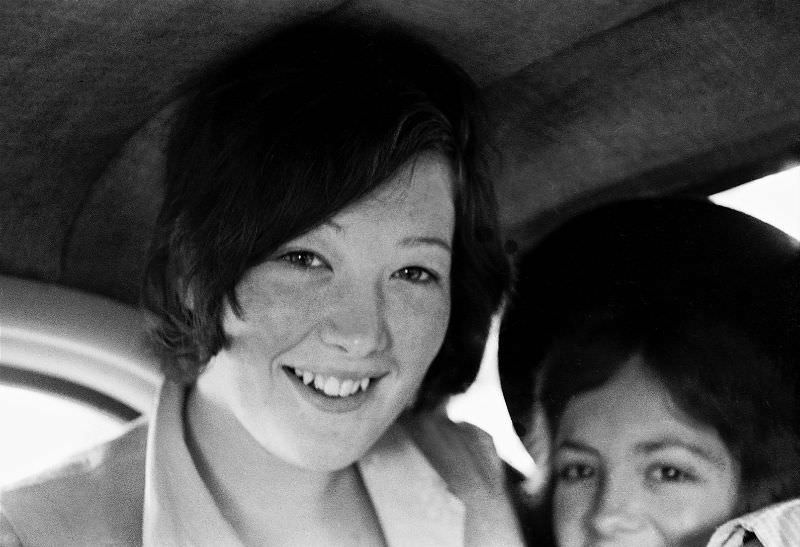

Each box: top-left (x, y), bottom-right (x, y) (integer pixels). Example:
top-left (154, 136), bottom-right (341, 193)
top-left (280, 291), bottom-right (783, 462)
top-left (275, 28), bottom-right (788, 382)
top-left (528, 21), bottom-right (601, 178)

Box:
top-left (634, 437), bottom-right (726, 468)
top-left (555, 439), bottom-right (597, 455)
top-left (399, 236), bottom-right (452, 253)
top-left (322, 219), bottom-right (345, 233)
top-left (320, 221), bottom-right (451, 252)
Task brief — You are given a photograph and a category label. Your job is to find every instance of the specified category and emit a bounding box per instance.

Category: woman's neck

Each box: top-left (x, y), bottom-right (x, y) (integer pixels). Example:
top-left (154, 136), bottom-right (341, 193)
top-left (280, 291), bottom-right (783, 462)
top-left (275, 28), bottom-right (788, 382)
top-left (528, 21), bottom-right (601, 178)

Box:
top-left (184, 383), bottom-right (384, 545)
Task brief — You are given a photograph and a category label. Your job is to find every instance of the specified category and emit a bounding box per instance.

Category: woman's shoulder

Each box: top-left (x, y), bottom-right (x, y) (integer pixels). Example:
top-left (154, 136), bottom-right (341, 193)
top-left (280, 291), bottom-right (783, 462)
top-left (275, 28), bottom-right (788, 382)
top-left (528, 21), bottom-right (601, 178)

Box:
top-left (401, 411), bottom-right (503, 487)
top-left (0, 419), bottom-right (148, 546)
top-left (399, 411), bottom-right (525, 545)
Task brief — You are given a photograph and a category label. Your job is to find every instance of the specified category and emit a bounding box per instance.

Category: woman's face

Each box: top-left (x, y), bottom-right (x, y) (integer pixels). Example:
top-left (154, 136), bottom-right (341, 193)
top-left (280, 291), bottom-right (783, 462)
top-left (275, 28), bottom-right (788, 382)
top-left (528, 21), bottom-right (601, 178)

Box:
top-left (551, 355), bottom-right (739, 547)
top-left (198, 153), bottom-right (455, 471)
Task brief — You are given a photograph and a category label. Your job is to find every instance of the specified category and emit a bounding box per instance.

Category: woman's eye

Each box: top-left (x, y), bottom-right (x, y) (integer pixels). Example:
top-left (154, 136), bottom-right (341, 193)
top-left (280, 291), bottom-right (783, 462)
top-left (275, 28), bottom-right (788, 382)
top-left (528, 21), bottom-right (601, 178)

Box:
top-left (649, 465), bottom-right (694, 483)
top-left (278, 251), bottom-right (325, 269)
top-left (557, 463), bottom-right (595, 482)
top-left (392, 266), bottom-right (438, 283)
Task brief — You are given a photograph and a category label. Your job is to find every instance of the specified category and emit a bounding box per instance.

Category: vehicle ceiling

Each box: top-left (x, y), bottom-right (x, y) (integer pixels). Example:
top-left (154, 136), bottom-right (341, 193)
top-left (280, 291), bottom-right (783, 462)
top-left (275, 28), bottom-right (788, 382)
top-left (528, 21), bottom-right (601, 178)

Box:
top-left (2, 0), bottom-right (799, 305)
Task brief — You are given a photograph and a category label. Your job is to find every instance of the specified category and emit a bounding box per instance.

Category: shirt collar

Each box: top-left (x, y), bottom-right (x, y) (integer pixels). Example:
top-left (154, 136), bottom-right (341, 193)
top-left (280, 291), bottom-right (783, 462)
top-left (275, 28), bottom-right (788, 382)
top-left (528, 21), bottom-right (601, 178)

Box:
top-left (707, 499), bottom-right (800, 547)
top-left (359, 419), bottom-right (466, 547)
top-left (143, 381), bottom-right (240, 546)
top-left (142, 381), bottom-right (465, 546)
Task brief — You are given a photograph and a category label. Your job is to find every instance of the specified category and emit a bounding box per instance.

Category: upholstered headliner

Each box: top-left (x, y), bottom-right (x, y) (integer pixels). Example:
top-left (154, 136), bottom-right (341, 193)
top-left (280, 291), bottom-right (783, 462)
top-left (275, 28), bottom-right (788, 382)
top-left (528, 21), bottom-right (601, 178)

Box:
top-left (1, 0), bottom-right (798, 304)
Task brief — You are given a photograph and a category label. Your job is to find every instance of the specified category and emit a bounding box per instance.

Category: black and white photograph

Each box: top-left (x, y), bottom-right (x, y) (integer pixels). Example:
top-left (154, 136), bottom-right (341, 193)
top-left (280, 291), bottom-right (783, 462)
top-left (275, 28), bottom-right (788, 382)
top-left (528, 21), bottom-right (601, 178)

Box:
top-left (1, 1), bottom-right (799, 545)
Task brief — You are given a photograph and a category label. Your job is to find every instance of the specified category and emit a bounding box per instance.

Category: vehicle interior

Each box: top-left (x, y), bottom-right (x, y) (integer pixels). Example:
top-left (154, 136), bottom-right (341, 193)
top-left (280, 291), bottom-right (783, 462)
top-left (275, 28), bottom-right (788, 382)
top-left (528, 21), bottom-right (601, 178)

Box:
top-left (1, 0), bottom-right (798, 485)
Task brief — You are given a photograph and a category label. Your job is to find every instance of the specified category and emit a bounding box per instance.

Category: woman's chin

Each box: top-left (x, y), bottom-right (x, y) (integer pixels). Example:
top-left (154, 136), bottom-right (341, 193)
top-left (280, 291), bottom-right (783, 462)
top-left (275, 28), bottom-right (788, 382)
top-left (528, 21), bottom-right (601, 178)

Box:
top-left (270, 436), bottom-right (372, 473)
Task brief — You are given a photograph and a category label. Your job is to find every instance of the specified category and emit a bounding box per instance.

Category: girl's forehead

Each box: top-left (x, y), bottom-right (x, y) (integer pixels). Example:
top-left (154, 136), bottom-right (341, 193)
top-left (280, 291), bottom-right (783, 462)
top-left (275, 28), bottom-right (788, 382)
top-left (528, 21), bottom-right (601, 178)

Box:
top-left (559, 357), bottom-right (670, 423)
top-left (555, 356), bottom-right (730, 461)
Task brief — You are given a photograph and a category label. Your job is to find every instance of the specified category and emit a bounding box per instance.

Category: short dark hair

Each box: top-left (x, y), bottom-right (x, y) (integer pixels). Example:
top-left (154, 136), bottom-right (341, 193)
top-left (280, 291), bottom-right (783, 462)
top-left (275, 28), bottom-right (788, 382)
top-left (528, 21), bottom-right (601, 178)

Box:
top-left (499, 198), bottom-right (800, 513)
top-left (143, 17), bottom-right (510, 408)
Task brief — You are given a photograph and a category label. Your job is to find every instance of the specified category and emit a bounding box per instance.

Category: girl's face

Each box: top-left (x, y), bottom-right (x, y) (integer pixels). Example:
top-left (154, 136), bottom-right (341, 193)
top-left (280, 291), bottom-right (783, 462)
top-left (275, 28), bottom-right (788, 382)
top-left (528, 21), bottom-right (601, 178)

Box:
top-left (552, 356), bottom-right (739, 547)
top-left (196, 153), bottom-right (455, 471)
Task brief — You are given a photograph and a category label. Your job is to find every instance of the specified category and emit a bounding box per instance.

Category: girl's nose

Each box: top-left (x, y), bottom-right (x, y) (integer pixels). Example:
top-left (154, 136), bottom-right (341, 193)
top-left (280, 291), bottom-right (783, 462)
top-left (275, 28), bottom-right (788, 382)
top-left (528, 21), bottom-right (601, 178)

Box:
top-left (590, 478), bottom-right (646, 540)
top-left (319, 281), bottom-right (389, 357)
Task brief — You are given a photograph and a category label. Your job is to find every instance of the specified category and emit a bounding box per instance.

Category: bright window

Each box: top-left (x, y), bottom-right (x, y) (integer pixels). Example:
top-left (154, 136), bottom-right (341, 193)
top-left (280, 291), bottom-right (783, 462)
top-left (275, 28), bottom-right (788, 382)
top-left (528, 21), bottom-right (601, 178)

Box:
top-left (0, 276), bottom-right (160, 488)
top-left (0, 382), bottom-right (129, 487)
top-left (711, 164), bottom-right (800, 240)
top-left (447, 317), bottom-right (536, 476)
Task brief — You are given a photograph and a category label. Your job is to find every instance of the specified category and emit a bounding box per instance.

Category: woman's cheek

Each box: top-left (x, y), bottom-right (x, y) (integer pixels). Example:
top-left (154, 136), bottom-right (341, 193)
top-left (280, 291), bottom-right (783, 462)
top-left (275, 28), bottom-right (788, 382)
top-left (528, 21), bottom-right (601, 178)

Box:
top-left (392, 286), bottom-right (450, 352)
top-left (237, 273), bottom-right (326, 327)
top-left (553, 485), bottom-right (590, 547)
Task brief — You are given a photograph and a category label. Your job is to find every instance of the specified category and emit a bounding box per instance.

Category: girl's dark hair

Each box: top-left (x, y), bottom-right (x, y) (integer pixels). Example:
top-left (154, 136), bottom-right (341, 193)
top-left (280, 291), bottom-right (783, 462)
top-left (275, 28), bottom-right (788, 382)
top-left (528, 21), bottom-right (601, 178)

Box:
top-left (538, 306), bottom-right (800, 514)
top-left (499, 198), bottom-right (800, 513)
top-left (142, 17), bottom-right (510, 408)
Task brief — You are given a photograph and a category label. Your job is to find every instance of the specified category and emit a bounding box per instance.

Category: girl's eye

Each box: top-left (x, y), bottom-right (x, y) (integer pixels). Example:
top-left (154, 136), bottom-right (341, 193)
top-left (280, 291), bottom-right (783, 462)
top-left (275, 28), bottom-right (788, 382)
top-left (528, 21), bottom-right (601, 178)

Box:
top-left (392, 266), bottom-right (438, 283)
top-left (648, 465), bottom-right (695, 483)
top-left (557, 463), bottom-right (595, 482)
top-left (278, 251), bottom-right (325, 269)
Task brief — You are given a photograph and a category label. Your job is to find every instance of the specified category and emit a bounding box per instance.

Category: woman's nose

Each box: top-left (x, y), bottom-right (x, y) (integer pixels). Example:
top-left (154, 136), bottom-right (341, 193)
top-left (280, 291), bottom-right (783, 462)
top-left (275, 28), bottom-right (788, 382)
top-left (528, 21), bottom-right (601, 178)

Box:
top-left (319, 281), bottom-right (389, 357)
top-left (590, 478), bottom-right (646, 540)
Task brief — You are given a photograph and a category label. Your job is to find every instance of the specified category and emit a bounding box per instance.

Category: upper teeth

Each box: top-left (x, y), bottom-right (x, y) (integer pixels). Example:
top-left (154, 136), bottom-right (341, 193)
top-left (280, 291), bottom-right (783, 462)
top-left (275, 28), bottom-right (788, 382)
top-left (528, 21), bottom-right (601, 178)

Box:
top-left (292, 367), bottom-right (371, 397)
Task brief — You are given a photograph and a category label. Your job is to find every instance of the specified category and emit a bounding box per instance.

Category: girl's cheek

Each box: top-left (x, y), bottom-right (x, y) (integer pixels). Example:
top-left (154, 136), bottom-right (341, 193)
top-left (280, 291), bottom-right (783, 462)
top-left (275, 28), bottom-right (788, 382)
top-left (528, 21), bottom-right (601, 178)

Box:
top-left (552, 487), bottom-right (591, 547)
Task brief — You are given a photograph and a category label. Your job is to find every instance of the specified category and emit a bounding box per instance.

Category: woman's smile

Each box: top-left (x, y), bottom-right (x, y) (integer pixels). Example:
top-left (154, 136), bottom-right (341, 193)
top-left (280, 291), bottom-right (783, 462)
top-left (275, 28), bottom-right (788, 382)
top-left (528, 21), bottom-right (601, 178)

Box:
top-left (283, 365), bottom-right (381, 413)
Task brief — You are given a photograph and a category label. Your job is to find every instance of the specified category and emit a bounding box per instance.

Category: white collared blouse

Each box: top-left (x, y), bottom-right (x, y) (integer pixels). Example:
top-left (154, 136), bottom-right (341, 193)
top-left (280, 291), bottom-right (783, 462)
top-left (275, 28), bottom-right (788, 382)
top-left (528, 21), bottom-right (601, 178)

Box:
top-left (2, 380), bottom-right (523, 547)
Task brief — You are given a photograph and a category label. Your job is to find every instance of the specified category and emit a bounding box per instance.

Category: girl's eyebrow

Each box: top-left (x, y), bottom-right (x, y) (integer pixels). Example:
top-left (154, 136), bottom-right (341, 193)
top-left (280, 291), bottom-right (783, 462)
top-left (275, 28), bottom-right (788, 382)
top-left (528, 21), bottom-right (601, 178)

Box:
top-left (555, 439), bottom-right (598, 455)
top-left (399, 236), bottom-right (452, 253)
top-left (634, 436), bottom-right (727, 469)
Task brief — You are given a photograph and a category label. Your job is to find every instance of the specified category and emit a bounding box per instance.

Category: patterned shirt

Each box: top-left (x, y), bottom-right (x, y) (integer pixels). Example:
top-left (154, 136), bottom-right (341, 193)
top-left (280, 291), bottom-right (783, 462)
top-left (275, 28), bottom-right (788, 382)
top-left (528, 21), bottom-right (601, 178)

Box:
top-left (707, 499), bottom-right (800, 546)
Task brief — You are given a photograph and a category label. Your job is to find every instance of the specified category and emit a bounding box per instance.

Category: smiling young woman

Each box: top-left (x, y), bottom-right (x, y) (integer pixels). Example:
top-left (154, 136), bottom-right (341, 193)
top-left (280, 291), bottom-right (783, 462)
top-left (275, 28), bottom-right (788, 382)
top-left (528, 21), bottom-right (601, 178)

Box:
top-left (0, 17), bottom-right (521, 546)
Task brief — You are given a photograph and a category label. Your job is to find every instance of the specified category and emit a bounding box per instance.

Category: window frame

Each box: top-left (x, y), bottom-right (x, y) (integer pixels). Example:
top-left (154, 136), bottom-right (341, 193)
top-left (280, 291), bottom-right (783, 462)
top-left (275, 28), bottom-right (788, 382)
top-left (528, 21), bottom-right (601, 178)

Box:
top-left (0, 275), bottom-right (162, 418)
